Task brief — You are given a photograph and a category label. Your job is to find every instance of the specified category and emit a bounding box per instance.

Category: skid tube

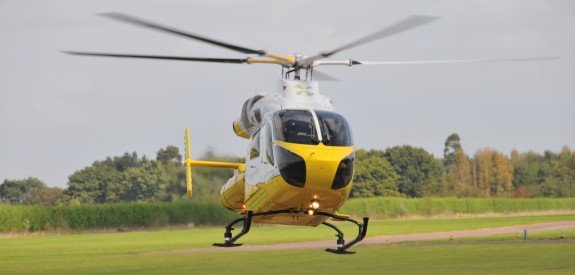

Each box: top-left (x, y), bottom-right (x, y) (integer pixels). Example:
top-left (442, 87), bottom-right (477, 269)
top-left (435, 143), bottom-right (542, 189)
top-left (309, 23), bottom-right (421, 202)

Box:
top-left (212, 209), bottom-right (369, 254)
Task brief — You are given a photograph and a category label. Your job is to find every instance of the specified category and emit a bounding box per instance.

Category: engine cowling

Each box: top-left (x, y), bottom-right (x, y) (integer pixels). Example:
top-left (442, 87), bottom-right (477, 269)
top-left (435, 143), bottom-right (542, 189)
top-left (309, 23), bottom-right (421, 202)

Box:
top-left (232, 119), bottom-right (250, 139)
top-left (232, 95), bottom-right (263, 139)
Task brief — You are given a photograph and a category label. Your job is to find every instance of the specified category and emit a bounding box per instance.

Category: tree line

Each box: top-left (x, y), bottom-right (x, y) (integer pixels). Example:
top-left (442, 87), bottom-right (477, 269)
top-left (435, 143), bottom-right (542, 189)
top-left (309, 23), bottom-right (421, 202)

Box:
top-left (0, 146), bottom-right (241, 205)
top-left (1, 134), bottom-right (574, 205)
top-left (351, 134), bottom-right (574, 198)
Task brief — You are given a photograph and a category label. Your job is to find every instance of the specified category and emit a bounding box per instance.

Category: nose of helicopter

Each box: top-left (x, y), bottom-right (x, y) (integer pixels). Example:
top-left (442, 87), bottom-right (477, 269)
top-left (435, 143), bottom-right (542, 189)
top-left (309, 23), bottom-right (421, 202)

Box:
top-left (276, 141), bottom-right (354, 190)
top-left (305, 145), bottom-right (354, 189)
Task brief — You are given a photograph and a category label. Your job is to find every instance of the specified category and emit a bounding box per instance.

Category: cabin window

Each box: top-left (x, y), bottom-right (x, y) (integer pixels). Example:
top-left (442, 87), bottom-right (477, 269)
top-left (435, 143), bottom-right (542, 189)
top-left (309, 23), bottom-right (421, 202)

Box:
top-left (250, 130), bottom-right (261, 159)
top-left (273, 110), bottom-right (319, 145)
top-left (265, 122), bottom-right (275, 165)
top-left (315, 110), bottom-right (353, 146)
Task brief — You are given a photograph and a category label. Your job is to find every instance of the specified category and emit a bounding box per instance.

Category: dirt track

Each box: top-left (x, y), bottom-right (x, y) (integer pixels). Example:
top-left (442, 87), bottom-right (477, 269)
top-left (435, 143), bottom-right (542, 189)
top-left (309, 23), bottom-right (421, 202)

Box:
top-left (144, 221), bottom-right (575, 255)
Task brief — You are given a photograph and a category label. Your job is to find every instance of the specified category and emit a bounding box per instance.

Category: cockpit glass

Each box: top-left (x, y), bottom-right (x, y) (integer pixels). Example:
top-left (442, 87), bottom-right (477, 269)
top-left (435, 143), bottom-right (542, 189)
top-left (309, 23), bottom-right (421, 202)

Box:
top-left (315, 110), bottom-right (353, 146)
top-left (273, 110), bottom-right (319, 145)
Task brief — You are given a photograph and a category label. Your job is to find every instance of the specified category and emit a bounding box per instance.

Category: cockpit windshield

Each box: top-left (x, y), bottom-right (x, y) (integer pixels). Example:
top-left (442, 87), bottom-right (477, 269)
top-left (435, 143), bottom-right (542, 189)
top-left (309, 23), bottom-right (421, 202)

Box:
top-left (315, 110), bottom-right (353, 146)
top-left (273, 109), bottom-right (353, 146)
top-left (273, 110), bottom-right (319, 145)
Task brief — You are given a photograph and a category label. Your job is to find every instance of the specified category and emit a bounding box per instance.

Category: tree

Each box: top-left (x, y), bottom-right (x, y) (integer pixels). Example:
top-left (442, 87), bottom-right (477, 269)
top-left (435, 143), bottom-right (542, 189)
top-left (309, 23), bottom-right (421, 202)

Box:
top-left (511, 151), bottom-right (541, 196)
top-left (536, 148), bottom-right (574, 197)
top-left (472, 149), bottom-right (514, 197)
top-left (442, 133), bottom-right (473, 196)
top-left (350, 149), bottom-right (399, 198)
top-left (27, 187), bottom-right (63, 205)
top-left (66, 156), bottom-right (172, 203)
top-left (66, 166), bottom-right (122, 203)
top-left (493, 152), bottom-right (514, 196)
top-left (383, 145), bottom-right (448, 197)
top-left (156, 146), bottom-right (182, 165)
top-left (67, 152), bottom-right (150, 203)
top-left (121, 161), bottom-right (169, 202)
top-left (451, 148), bottom-right (474, 197)
top-left (509, 148), bottom-right (574, 198)
top-left (94, 152), bottom-right (144, 172)
top-left (0, 177), bottom-right (47, 203)
top-left (443, 133), bottom-right (462, 172)
top-left (64, 147), bottom-right (245, 203)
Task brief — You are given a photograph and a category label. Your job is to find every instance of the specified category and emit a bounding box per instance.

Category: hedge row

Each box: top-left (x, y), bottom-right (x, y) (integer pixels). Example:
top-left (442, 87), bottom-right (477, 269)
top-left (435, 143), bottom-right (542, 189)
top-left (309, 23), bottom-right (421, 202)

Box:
top-left (0, 201), bottom-right (238, 233)
top-left (2, 198), bottom-right (575, 233)
top-left (341, 197), bottom-right (575, 218)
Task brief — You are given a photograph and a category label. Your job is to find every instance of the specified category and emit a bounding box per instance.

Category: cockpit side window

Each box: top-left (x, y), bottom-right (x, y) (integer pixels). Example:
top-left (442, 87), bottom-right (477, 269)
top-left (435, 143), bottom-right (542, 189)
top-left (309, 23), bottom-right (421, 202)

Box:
top-left (265, 122), bottom-right (274, 165)
top-left (315, 110), bottom-right (353, 146)
top-left (273, 110), bottom-right (319, 145)
top-left (249, 129), bottom-right (261, 159)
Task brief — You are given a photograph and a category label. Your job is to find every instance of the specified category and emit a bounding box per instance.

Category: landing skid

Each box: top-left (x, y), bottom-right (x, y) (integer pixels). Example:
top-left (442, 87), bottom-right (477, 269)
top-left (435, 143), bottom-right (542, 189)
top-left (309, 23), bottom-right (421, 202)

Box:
top-left (325, 248), bottom-right (357, 254)
top-left (212, 210), bottom-right (369, 254)
top-left (212, 243), bottom-right (243, 247)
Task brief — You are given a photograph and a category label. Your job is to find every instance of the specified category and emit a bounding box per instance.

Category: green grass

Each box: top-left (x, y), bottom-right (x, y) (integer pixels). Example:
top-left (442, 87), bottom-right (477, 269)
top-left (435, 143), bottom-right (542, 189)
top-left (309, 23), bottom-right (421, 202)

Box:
top-left (425, 228), bottom-right (575, 243)
top-left (239, 213), bottom-right (575, 244)
top-left (2, 240), bottom-right (574, 274)
top-left (342, 197), bottom-right (575, 218)
top-left (2, 213), bottom-right (575, 274)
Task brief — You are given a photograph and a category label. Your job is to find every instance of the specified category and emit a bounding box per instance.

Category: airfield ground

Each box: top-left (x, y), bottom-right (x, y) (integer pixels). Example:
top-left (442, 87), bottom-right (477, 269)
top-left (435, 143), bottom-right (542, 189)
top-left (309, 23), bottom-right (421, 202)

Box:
top-left (1, 213), bottom-right (574, 274)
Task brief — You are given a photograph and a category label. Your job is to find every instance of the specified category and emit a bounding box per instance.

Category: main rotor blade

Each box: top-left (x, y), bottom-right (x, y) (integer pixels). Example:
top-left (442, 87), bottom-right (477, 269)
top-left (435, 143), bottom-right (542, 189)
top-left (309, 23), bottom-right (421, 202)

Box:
top-left (355, 56), bottom-right (560, 65)
top-left (100, 12), bottom-right (266, 56)
top-left (300, 15), bottom-right (440, 67)
top-left (63, 51), bottom-right (249, 63)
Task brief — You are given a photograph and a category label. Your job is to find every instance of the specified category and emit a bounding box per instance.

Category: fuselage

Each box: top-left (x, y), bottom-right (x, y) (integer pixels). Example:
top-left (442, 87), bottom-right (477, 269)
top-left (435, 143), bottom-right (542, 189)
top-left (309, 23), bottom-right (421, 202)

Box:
top-left (220, 80), bottom-right (355, 226)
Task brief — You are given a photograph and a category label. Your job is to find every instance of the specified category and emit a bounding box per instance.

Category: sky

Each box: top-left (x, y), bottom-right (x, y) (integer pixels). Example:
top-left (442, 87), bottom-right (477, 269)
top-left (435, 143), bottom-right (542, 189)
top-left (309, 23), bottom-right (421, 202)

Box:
top-left (0, 0), bottom-right (573, 187)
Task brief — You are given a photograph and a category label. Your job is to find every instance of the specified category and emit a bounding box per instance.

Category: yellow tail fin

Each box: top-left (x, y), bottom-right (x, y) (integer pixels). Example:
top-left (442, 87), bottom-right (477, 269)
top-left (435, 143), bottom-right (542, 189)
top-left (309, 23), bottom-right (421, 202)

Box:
top-left (183, 128), bottom-right (245, 198)
top-left (184, 128), bottom-right (193, 197)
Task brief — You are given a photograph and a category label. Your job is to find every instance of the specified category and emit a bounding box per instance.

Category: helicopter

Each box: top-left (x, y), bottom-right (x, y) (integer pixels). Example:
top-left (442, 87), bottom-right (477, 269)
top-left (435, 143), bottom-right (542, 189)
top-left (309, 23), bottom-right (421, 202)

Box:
top-left (65, 13), bottom-right (557, 254)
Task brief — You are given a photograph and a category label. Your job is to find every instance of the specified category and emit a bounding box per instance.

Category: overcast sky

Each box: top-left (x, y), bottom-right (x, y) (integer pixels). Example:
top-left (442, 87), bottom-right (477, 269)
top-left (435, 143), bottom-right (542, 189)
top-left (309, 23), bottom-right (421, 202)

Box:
top-left (1, 0), bottom-right (573, 187)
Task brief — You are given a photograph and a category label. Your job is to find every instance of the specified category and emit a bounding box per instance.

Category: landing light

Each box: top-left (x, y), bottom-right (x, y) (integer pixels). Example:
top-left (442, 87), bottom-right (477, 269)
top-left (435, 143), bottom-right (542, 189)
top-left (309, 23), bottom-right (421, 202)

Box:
top-left (307, 209), bottom-right (314, 215)
top-left (311, 200), bottom-right (320, 210)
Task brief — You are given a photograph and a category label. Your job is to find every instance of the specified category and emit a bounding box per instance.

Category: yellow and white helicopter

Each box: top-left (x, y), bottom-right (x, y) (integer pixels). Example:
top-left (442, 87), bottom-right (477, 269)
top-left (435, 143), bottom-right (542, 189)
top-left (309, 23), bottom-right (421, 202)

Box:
top-left (66, 13), bottom-right (557, 254)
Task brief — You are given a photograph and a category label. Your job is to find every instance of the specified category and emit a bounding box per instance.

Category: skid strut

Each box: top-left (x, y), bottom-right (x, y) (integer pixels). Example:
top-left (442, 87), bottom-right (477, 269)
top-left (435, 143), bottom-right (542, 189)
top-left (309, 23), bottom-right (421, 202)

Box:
top-left (212, 210), bottom-right (292, 247)
top-left (319, 215), bottom-right (369, 254)
top-left (212, 211), bottom-right (253, 247)
top-left (212, 209), bottom-right (369, 254)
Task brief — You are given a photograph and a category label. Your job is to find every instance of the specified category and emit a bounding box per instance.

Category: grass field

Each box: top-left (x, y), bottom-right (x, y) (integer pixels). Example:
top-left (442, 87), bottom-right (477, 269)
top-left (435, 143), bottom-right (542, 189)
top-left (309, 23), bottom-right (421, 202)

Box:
top-left (429, 228), bottom-right (575, 243)
top-left (2, 213), bottom-right (574, 274)
top-left (4, 242), bottom-right (574, 274)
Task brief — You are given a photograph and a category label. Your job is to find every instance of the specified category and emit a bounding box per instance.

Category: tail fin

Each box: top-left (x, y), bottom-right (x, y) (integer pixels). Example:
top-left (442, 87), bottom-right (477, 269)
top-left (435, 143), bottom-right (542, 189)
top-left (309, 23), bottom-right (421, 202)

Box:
top-left (183, 128), bottom-right (245, 198)
top-left (184, 128), bottom-right (193, 197)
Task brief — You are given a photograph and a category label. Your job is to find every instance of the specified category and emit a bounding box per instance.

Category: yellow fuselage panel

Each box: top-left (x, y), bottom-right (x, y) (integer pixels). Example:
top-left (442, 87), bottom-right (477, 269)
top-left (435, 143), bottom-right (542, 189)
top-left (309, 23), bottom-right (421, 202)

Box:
top-left (247, 176), bottom-right (352, 226)
top-left (277, 141), bottom-right (353, 188)
top-left (220, 173), bottom-right (246, 211)
top-left (241, 142), bottom-right (354, 226)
